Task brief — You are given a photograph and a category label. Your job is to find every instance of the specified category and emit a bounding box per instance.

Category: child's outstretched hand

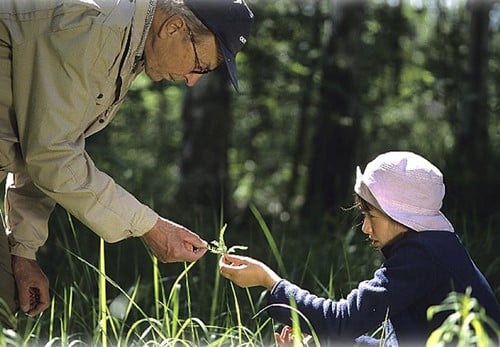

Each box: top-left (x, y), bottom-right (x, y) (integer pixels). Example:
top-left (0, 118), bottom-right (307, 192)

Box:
top-left (219, 254), bottom-right (281, 290)
top-left (275, 326), bottom-right (312, 347)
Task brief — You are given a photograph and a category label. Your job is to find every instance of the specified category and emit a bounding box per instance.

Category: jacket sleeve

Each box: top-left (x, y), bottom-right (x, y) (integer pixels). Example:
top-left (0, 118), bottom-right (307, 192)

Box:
top-left (9, 8), bottom-right (158, 254)
top-left (266, 244), bottom-right (437, 343)
top-left (4, 171), bottom-right (57, 260)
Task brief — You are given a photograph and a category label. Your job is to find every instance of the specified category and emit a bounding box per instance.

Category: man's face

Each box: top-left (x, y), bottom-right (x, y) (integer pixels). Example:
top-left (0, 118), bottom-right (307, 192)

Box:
top-left (143, 13), bottom-right (220, 86)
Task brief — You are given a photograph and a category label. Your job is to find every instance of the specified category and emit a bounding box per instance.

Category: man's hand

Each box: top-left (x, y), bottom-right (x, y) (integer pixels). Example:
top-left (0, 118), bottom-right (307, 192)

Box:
top-left (142, 217), bottom-right (208, 263)
top-left (12, 255), bottom-right (50, 317)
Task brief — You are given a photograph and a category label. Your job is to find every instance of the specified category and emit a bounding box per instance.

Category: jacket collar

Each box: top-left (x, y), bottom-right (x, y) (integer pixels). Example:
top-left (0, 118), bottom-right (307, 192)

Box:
top-left (133, 0), bottom-right (157, 71)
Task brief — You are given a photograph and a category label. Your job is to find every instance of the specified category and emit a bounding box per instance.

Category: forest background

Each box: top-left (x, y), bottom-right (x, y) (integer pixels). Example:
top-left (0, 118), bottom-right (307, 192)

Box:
top-left (30, 0), bottom-right (500, 342)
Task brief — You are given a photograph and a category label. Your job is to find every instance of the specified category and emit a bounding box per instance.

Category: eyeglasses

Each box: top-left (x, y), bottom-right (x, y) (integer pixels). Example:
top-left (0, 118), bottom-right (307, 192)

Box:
top-left (188, 29), bottom-right (214, 75)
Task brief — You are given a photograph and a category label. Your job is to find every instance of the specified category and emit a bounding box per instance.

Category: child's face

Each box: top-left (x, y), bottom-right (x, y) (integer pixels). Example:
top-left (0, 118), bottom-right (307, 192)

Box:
top-left (361, 207), bottom-right (408, 250)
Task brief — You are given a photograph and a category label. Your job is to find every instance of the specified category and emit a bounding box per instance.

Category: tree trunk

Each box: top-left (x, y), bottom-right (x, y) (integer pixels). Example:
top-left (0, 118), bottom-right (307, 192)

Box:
top-left (302, 1), bottom-right (365, 223)
top-left (286, 0), bottom-right (323, 212)
top-left (451, 0), bottom-right (491, 215)
top-left (174, 68), bottom-right (232, 225)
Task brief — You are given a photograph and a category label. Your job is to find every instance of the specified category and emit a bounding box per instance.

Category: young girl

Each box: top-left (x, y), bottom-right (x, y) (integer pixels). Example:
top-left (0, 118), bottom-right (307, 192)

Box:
top-left (219, 151), bottom-right (500, 346)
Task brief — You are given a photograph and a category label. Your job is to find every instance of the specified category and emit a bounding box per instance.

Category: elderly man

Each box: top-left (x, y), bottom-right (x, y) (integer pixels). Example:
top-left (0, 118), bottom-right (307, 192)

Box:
top-left (0, 0), bottom-right (254, 327)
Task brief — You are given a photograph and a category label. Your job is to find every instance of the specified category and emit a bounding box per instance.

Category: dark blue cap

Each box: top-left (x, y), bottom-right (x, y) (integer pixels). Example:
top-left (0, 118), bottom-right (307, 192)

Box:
top-left (184, 0), bottom-right (254, 92)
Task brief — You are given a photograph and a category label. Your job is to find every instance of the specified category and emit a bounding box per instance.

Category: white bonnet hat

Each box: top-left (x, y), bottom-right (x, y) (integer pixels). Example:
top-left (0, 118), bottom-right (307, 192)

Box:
top-left (354, 151), bottom-right (454, 232)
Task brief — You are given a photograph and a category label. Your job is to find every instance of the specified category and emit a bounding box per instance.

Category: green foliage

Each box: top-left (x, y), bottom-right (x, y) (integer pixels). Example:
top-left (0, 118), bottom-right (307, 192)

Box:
top-left (206, 224), bottom-right (248, 256)
top-left (0, 298), bottom-right (16, 331)
top-left (2, 208), bottom-right (500, 346)
top-left (426, 287), bottom-right (500, 347)
top-left (83, 0), bottom-right (499, 229)
top-left (2, 232), bottom-right (275, 346)
top-left (5, 0), bottom-right (500, 346)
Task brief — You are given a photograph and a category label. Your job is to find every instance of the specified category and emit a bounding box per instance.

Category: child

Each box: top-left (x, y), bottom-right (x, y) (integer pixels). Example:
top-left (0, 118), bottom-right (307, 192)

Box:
top-left (219, 151), bottom-right (500, 346)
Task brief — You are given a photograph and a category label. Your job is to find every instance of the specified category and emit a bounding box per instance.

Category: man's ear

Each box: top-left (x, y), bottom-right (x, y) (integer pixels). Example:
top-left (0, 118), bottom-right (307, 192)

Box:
top-left (159, 16), bottom-right (185, 39)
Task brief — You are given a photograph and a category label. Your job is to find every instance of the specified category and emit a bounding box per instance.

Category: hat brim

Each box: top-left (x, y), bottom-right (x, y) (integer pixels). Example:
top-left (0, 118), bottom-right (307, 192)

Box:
top-left (379, 204), bottom-right (454, 233)
top-left (218, 40), bottom-right (239, 92)
top-left (354, 167), bottom-right (454, 233)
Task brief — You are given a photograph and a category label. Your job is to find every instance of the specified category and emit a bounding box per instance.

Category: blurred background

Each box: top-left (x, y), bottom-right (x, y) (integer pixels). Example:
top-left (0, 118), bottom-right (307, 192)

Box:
top-left (39, 0), bottom-right (499, 324)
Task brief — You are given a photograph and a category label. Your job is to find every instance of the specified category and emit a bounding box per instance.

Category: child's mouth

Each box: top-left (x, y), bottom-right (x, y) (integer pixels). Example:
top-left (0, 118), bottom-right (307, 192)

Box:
top-left (368, 237), bottom-right (379, 248)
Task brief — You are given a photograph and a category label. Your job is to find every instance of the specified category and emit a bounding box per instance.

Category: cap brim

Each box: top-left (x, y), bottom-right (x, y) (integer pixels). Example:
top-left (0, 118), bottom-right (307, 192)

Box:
top-left (218, 40), bottom-right (239, 92)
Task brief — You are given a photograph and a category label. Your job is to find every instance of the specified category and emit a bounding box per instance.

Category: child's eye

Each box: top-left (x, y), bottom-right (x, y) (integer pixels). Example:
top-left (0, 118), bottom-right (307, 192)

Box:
top-left (361, 211), bottom-right (375, 219)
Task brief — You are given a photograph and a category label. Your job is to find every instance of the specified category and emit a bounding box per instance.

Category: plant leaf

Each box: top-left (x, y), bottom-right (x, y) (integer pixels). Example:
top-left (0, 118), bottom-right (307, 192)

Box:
top-left (206, 224), bottom-right (247, 256)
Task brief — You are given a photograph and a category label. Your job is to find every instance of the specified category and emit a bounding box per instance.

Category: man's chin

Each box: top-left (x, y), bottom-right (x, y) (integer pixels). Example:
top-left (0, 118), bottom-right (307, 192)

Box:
top-left (149, 74), bottom-right (162, 82)
top-left (144, 68), bottom-right (161, 81)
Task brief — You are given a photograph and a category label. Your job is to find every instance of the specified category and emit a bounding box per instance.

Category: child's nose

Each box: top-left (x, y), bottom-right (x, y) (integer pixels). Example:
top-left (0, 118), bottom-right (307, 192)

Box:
top-left (361, 217), bottom-right (372, 235)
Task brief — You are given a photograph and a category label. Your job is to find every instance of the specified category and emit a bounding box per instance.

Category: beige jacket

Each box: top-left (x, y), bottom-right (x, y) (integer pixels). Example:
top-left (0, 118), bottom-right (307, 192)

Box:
top-left (0, 0), bottom-right (159, 259)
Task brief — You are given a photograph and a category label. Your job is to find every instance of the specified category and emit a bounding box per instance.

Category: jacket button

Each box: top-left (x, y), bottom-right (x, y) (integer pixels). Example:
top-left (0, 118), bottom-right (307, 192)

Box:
top-left (99, 119), bottom-right (105, 123)
top-left (97, 93), bottom-right (103, 99)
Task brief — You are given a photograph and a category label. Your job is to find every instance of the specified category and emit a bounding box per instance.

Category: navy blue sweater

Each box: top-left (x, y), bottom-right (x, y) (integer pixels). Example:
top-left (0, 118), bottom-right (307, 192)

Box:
top-left (267, 231), bottom-right (500, 346)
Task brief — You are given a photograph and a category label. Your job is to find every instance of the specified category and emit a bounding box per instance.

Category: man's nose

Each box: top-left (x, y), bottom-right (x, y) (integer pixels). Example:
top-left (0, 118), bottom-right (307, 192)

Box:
top-left (185, 73), bottom-right (203, 87)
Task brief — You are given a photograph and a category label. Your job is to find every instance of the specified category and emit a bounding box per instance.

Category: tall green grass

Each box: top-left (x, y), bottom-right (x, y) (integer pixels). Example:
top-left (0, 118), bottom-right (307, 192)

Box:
top-left (1, 209), bottom-right (499, 346)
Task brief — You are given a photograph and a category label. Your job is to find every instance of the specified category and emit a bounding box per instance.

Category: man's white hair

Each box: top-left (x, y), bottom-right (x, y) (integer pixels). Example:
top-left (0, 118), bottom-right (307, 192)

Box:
top-left (156, 0), bottom-right (209, 37)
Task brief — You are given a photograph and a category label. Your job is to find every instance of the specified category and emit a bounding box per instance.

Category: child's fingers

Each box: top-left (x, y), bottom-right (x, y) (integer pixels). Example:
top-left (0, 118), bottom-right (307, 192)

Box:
top-left (280, 325), bottom-right (293, 339)
top-left (275, 326), bottom-right (294, 347)
top-left (274, 332), bottom-right (287, 347)
top-left (222, 254), bottom-right (251, 268)
top-left (223, 253), bottom-right (246, 264)
top-left (219, 256), bottom-right (242, 276)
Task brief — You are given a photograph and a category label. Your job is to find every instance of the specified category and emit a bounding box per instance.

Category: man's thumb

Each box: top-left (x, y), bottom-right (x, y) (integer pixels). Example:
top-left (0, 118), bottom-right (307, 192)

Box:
top-left (18, 292), bottom-right (31, 313)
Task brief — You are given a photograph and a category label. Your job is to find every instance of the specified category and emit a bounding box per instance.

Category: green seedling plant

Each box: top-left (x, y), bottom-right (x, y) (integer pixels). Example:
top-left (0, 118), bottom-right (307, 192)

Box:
top-left (426, 287), bottom-right (500, 347)
top-left (206, 224), bottom-right (248, 256)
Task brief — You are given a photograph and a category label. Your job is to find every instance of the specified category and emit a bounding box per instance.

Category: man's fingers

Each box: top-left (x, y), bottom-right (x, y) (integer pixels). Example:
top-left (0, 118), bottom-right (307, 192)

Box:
top-left (185, 241), bottom-right (208, 257)
top-left (18, 288), bottom-right (33, 313)
top-left (187, 235), bottom-right (208, 249)
top-left (159, 243), bottom-right (207, 263)
top-left (27, 299), bottom-right (49, 317)
top-left (38, 287), bottom-right (50, 311)
top-left (12, 256), bottom-right (51, 316)
top-left (179, 250), bottom-right (204, 263)
top-left (19, 287), bottom-right (50, 317)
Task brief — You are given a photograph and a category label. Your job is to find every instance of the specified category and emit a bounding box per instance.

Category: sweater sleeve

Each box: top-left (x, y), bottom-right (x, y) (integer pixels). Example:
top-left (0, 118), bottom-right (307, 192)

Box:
top-left (266, 243), bottom-right (437, 343)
